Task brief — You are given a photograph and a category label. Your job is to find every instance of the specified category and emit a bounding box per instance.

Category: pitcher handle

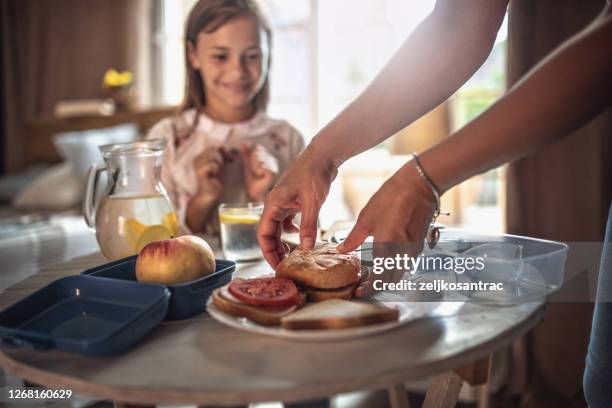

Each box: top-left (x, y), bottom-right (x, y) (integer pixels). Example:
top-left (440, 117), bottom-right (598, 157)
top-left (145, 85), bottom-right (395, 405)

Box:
top-left (83, 163), bottom-right (106, 230)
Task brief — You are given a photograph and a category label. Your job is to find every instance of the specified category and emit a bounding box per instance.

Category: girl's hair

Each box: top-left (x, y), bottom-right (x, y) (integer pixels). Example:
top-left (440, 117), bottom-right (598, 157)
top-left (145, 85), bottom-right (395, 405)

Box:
top-left (182, 0), bottom-right (272, 114)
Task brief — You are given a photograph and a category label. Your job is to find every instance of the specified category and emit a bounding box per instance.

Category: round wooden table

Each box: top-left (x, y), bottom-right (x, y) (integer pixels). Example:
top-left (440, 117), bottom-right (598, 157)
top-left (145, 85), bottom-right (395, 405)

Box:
top-left (0, 252), bottom-right (545, 407)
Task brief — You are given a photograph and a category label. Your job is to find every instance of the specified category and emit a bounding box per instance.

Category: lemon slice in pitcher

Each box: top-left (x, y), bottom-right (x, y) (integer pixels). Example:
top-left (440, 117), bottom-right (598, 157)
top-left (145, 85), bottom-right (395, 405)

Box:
top-left (219, 213), bottom-right (260, 224)
top-left (162, 212), bottom-right (179, 236)
top-left (135, 225), bottom-right (174, 252)
top-left (125, 219), bottom-right (147, 252)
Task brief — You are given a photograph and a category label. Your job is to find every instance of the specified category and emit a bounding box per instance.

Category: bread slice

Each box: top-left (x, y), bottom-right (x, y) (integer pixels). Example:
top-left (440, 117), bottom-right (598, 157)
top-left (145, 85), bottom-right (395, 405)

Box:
top-left (281, 299), bottom-right (399, 330)
top-left (211, 286), bottom-right (304, 326)
top-left (302, 282), bottom-right (358, 302)
top-left (276, 244), bottom-right (360, 289)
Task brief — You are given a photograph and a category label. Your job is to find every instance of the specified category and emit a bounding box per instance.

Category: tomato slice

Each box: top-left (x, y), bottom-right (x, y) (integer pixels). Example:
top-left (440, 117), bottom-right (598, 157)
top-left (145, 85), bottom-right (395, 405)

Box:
top-left (228, 277), bottom-right (299, 307)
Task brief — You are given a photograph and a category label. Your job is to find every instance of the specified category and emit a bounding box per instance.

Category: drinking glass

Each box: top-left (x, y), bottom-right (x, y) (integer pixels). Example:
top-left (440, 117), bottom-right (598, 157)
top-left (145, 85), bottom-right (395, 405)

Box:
top-left (218, 203), bottom-right (263, 262)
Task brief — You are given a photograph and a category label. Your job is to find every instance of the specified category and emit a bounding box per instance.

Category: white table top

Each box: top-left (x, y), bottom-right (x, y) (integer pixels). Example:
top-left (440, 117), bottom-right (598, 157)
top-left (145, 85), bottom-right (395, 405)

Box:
top-left (0, 251), bottom-right (545, 406)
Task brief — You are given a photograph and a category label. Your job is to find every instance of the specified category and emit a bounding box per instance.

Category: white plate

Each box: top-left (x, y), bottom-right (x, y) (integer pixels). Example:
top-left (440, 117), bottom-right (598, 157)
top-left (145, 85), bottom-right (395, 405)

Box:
top-left (206, 293), bottom-right (446, 342)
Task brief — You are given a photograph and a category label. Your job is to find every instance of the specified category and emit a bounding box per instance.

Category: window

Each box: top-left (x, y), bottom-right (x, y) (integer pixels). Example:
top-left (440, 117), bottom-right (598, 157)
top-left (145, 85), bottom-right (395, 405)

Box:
top-left (257, 0), bottom-right (314, 136)
top-left (153, 0), bottom-right (198, 107)
top-left (450, 15), bottom-right (508, 234)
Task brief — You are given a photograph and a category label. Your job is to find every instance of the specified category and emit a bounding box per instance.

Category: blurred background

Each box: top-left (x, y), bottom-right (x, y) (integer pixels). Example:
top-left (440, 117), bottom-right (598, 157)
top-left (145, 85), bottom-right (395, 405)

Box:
top-left (251, 0), bottom-right (508, 232)
top-left (0, 0), bottom-right (509, 233)
top-left (2, 0), bottom-right (609, 231)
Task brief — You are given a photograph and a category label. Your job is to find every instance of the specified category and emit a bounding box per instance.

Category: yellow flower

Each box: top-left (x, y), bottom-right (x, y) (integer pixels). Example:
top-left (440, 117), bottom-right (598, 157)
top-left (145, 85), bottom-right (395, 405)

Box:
top-left (103, 69), bottom-right (133, 87)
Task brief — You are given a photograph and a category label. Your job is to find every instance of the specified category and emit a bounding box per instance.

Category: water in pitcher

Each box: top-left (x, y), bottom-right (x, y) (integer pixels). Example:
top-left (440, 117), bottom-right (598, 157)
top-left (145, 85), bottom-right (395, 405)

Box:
top-left (95, 194), bottom-right (178, 260)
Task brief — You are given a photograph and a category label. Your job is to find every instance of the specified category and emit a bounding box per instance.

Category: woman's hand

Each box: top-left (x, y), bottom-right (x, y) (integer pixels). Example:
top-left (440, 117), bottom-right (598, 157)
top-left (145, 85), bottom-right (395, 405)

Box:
top-left (337, 162), bottom-right (437, 297)
top-left (192, 144), bottom-right (225, 203)
top-left (241, 144), bottom-right (278, 202)
top-left (258, 144), bottom-right (338, 268)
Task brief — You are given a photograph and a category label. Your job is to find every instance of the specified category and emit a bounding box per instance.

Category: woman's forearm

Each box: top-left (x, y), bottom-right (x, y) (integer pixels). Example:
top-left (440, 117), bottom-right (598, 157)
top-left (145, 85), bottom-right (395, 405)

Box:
top-left (417, 7), bottom-right (612, 193)
top-left (311, 0), bottom-right (508, 167)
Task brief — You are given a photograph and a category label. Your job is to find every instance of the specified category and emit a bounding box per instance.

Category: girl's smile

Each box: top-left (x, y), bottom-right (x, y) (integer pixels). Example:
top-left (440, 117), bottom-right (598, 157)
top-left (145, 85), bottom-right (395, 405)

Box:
top-left (189, 16), bottom-right (269, 123)
top-left (221, 81), bottom-right (253, 94)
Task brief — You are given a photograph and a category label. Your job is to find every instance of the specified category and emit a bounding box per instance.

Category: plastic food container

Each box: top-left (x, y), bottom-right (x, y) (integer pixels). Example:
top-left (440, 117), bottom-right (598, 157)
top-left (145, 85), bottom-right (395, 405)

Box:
top-left (0, 256), bottom-right (236, 355)
top-left (350, 228), bottom-right (569, 303)
top-left (81, 256), bottom-right (235, 320)
top-left (0, 276), bottom-right (169, 356)
top-left (417, 229), bottom-right (570, 302)
top-left (437, 229), bottom-right (569, 290)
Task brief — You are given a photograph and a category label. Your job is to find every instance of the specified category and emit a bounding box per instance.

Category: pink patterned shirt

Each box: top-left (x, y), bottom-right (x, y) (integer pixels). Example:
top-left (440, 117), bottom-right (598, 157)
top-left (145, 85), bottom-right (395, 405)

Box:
top-left (146, 109), bottom-right (304, 234)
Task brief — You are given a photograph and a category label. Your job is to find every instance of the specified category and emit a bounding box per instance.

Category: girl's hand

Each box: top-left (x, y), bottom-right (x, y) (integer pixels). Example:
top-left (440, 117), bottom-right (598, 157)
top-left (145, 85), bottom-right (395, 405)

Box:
top-left (241, 144), bottom-right (278, 202)
top-left (337, 163), bottom-right (437, 298)
top-left (193, 145), bottom-right (225, 203)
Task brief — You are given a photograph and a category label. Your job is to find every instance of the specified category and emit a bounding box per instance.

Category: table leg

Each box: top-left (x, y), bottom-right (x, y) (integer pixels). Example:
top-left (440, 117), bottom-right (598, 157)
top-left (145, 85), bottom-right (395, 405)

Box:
top-left (477, 382), bottom-right (491, 408)
top-left (454, 356), bottom-right (491, 386)
top-left (422, 370), bottom-right (463, 408)
top-left (387, 383), bottom-right (410, 408)
top-left (454, 355), bottom-right (492, 408)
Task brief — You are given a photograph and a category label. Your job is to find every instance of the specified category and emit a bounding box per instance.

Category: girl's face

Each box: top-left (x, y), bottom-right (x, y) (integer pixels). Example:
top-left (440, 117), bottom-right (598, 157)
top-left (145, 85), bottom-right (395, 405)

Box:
top-left (189, 16), bottom-right (269, 122)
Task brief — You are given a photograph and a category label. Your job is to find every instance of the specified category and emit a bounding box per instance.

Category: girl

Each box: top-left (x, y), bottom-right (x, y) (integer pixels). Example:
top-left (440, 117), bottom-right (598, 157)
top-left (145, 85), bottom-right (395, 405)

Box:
top-left (147, 0), bottom-right (304, 234)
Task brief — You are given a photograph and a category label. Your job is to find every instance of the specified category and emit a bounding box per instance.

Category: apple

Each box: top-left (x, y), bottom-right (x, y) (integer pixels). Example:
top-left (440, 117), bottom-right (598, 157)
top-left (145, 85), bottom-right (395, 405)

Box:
top-left (135, 235), bottom-right (216, 285)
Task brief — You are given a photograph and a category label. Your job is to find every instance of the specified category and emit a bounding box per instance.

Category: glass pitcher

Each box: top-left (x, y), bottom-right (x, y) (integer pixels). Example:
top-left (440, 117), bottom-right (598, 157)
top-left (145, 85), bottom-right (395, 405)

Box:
top-left (84, 139), bottom-right (178, 260)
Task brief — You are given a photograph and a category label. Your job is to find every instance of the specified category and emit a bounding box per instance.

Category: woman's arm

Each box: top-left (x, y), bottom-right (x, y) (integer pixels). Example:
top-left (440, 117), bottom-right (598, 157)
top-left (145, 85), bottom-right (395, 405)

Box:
top-left (258, 0), bottom-right (509, 264)
top-left (311, 0), bottom-right (509, 167)
top-left (419, 5), bottom-right (612, 193)
top-left (338, 6), bottom-right (612, 289)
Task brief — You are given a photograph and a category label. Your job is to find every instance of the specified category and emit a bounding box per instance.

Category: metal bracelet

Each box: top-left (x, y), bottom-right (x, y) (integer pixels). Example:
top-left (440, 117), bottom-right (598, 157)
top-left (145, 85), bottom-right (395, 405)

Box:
top-left (411, 152), bottom-right (447, 221)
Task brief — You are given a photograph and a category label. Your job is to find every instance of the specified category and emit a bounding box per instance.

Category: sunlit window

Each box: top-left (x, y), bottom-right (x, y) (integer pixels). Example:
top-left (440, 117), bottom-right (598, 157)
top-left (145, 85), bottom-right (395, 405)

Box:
top-left (156, 0), bottom-right (196, 106)
top-left (257, 0), bottom-right (314, 136)
top-left (450, 15), bottom-right (508, 234)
